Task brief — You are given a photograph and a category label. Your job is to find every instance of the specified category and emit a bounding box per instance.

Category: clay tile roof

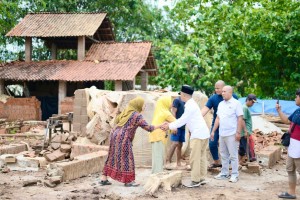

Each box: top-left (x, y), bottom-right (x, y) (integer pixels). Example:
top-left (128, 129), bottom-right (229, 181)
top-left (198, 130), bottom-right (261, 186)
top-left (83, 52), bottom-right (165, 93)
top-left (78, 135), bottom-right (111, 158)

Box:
top-left (6, 12), bottom-right (107, 37)
top-left (85, 42), bottom-right (157, 75)
top-left (0, 60), bottom-right (150, 81)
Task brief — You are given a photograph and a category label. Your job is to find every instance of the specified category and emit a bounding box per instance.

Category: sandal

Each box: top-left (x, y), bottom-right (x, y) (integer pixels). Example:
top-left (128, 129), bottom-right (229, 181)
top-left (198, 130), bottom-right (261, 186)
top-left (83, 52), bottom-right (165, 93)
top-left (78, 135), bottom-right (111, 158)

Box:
top-left (278, 192), bottom-right (296, 199)
top-left (124, 181), bottom-right (140, 187)
top-left (99, 180), bottom-right (112, 186)
top-left (209, 163), bottom-right (222, 168)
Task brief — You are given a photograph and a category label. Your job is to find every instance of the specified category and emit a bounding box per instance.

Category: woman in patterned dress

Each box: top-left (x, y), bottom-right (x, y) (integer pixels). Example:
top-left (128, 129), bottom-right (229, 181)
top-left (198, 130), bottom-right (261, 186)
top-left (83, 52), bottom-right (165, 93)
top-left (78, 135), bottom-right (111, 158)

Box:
top-left (100, 96), bottom-right (164, 187)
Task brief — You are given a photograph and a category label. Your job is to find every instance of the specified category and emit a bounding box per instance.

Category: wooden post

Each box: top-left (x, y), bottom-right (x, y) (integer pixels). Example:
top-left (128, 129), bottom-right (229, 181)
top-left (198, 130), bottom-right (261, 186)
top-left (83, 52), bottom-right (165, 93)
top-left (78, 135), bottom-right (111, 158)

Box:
top-left (0, 79), bottom-right (4, 95)
top-left (77, 36), bottom-right (85, 61)
top-left (25, 37), bottom-right (32, 62)
top-left (141, 71), bottom-right (148, 91)
top-left (58, 81), bottom-right (67, 114)
top-left (115, 80), bottom-right (122, 91)
top-left (51, 43), bottom-right (57, 60)
top-left (132, 78), bottom-right (136, 90)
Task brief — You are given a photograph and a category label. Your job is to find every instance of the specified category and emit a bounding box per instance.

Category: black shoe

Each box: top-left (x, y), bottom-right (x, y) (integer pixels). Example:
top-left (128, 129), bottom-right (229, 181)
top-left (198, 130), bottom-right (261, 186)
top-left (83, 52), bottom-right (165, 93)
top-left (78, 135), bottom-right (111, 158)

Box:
top-left (185, 181), bottom-right (201, 188)
top-left (99, 180), bottom-right (112, 186)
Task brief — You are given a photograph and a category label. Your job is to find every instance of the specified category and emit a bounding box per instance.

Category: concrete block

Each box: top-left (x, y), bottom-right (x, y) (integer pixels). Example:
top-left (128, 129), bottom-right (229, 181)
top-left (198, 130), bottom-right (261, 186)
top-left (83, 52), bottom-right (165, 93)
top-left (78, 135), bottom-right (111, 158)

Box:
top-left (73, 106), bottom-right (81, 115)
top-left (0, 144), bottom-right (27, 155)
top-left (5, 156), bottom-right (16, 163)
top-left (70, 144), bottom-right (109, 159)
top-left (80, 115), bottom-right (89, 124)
top-left (144, 171), bottom-right (182, 195)
top-left (0, 154), bottom-right (39, 171)
top-left (74, 97), bottom-right (82, 105)
top-left (49, 176), bottom-right (62, 184)
top-left (257, 145), bottom-right (282, 168)
top-left (51, 143), bottom-right (61, 150)
top-left (48, 151), bottom-right (108, 181)
top-left (60, 144), bottom-right (71, 153)
top-left (73, 114), bottom-right (81, 123)
top-left (51, 135), bottom-right (62, 143)
top-left (74, 89), bottom-right (85, 99)
top-left (44, 150), bottom-right (66, 162)
top-left (243, 163), bottom-right (261, 175)
top-left (73, 123), bottom-right (81, 132)
top-left (79, 98), bottom-right (87, 106)
top-left (80, 126), bottom-right (86, 136)
top-left (81, 108), bottom-right (87, 115)
top-left (33, 156), bottom-right (49, 168)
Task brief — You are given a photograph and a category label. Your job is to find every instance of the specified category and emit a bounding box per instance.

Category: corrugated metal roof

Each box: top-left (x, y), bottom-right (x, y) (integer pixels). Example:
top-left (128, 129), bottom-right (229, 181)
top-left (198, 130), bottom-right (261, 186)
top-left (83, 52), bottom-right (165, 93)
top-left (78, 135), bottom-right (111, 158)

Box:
top-left (0, 60), bottom-right (145, 81)
top-left (6, 12), bottom-right (107, 37)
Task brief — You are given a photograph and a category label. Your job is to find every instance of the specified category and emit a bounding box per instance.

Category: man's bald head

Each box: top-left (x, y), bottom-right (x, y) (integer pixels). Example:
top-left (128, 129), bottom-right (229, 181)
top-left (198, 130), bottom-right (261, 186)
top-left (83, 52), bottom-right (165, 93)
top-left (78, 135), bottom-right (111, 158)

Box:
top-left (222, 85), bottom-right (233, 101)
top-left (215, 80), bottom-right (225, 95)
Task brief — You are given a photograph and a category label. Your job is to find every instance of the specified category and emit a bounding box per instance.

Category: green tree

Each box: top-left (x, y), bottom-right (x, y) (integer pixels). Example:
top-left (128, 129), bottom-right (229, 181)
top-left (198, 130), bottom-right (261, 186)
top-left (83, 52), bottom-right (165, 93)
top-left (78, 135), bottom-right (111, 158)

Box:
top-left (155, 0), bottom-right (300, 99)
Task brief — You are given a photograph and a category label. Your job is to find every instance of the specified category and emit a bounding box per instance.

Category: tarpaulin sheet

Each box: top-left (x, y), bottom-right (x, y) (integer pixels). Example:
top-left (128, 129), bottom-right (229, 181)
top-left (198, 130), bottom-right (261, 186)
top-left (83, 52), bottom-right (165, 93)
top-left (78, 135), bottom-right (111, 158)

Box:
top-left (239, 98), bottom-right (299, 116)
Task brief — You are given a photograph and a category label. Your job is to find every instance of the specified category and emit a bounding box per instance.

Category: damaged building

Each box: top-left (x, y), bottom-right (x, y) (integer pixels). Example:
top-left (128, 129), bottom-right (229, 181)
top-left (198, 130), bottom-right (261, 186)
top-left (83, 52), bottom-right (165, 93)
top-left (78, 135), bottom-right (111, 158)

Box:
top-left (0, 12), bottom-right (157, 120)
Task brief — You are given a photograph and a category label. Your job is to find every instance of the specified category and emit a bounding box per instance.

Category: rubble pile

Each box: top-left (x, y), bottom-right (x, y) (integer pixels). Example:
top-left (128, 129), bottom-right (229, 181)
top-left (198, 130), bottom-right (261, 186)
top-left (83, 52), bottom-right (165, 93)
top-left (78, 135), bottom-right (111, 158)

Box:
top-left (42, 133), bottom-right (77, 162)
top-left (253, 130), bottom-right (282, 152)
top-left (0, 120), bottom-right (46, 135)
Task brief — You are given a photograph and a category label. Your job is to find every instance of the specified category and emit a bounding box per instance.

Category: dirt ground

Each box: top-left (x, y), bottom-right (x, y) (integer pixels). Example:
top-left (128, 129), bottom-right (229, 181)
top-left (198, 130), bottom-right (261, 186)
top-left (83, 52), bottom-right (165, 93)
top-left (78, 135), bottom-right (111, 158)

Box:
top-left (0, 153), bottom-right (299, 200)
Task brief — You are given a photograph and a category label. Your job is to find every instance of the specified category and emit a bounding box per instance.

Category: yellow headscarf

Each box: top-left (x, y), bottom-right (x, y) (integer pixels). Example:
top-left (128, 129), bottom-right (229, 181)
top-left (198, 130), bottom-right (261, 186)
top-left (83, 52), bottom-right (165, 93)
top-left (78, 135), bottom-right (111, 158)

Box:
top-left (152, 96), bottom-right (173, 126)
top-left (114, 96), bottom-right (144, 126)
top-left (150, 96), bottom-right (174, 143)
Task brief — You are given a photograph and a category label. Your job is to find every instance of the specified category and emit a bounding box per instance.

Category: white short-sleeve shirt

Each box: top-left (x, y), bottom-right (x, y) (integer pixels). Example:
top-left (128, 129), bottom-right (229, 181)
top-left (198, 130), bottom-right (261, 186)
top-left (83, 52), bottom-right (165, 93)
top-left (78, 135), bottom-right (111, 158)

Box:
top-left (217, 97), bottom-right (243, 137)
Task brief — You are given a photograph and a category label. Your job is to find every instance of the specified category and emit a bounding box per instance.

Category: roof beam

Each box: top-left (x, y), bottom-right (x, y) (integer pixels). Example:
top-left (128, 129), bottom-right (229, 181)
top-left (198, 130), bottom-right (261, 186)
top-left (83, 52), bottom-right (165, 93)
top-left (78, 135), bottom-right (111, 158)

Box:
top-left (87, 36), bottom-right (100, 43)
top-left (140, 69), bottom-right (157, 72)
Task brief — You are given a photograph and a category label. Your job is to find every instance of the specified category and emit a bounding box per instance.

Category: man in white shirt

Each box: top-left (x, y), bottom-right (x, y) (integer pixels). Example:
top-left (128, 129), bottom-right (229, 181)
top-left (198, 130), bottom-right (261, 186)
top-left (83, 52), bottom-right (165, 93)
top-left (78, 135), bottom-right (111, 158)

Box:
top-left (162, 85), bottom-right (210, 188)
top-left (211, 85), bottom-right (243, 183)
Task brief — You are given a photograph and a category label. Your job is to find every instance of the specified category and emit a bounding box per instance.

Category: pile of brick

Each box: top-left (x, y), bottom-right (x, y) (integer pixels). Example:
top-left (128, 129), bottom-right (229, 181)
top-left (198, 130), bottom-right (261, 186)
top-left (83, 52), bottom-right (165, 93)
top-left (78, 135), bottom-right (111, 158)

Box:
top-left (253, 130), bottom-right (282, 152)
top-left (0, 120), bottom-right (46, 135)
top-left (42, 133), bottom-right (76, 162)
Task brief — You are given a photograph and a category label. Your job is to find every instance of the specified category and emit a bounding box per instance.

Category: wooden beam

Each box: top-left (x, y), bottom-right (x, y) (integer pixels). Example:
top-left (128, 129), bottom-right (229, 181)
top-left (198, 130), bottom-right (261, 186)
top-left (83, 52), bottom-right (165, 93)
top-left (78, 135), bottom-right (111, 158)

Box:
top-left (140, 69), bottom-right (157, 72)
top-left (58, 81), bottom-right (67, 114)
top-left (99, 28), bottom-right (112, 31)
top-left (87, 36), bottom-right (100, 43)
top-left (0, 79), bottom-right (4, 95)
top-left (25, 37), bottom-right (32, 62)
top-left (115, 80), bottom-right (122, 91)
top-left (77, 36), bottom-right (85, 61)
top-left (51, 43), bottom-right (57, 60)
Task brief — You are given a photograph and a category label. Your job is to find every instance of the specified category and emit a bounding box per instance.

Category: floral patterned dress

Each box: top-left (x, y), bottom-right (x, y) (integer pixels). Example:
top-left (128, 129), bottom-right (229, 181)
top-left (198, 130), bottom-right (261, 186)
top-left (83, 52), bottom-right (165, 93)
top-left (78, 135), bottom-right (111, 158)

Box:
top-left (102, 112), bottom-right (154, 183)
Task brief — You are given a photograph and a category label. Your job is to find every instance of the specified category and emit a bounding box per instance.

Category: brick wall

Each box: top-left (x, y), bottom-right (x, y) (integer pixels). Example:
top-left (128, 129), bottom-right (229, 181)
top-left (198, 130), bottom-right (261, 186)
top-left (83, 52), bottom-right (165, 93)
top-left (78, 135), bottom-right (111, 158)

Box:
top-left (0, 97), bottom-right (41, 120)
top-left (60, 97), bottom-right (74, 114)
top-left (0, 102), bottom-right (5, 118)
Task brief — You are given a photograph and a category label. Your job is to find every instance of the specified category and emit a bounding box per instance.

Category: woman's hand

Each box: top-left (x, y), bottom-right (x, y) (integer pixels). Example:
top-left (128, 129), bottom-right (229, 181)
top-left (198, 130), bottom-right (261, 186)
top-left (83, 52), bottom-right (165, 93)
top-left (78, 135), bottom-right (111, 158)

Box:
top-left (160, 122), bottom-right (169, 131)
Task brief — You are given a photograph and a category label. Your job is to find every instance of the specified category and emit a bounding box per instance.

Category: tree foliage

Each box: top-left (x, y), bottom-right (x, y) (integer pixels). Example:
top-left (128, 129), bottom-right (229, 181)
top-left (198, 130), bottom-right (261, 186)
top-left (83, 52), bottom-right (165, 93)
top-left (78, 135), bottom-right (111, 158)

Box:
top-left (0, 0), bottom-right (299, 99)
top-left (155, 0), bottom-right (300, 99)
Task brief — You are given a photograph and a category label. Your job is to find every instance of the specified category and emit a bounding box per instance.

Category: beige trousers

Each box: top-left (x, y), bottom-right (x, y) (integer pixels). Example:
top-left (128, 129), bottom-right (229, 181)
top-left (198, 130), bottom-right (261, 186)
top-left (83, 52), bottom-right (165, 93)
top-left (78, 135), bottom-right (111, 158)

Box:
top-left (190, 138), bottom-right (209, 182)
